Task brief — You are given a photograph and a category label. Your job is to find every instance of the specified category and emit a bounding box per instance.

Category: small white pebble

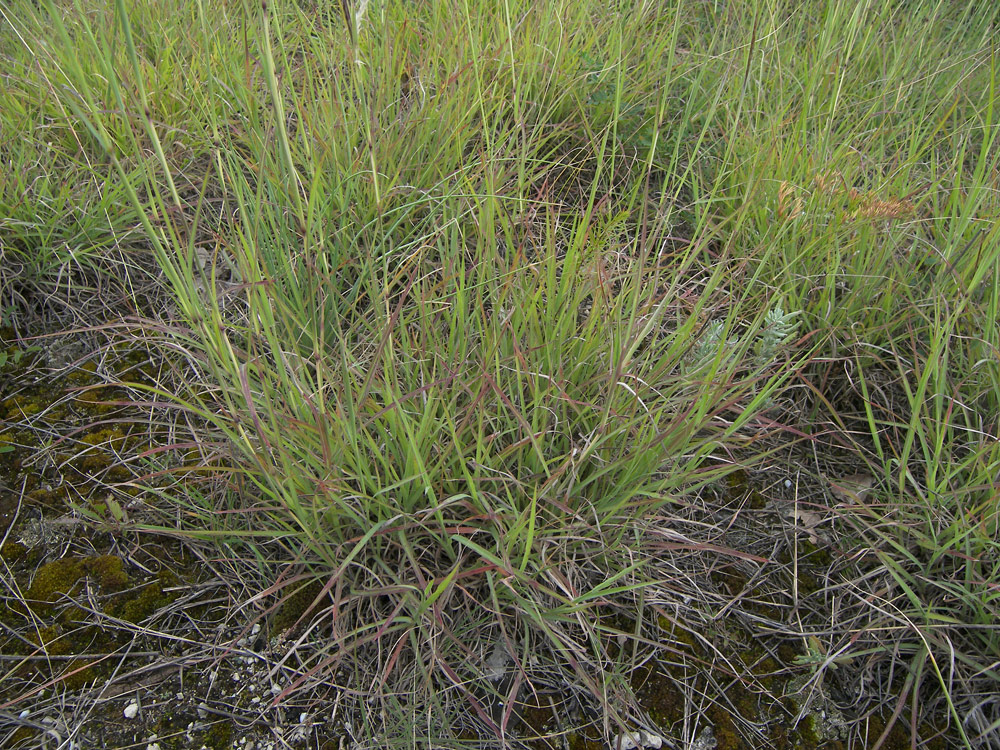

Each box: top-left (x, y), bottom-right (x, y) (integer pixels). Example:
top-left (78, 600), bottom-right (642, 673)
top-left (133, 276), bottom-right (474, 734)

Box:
top-left (270, 684), bottom-right (282, 695)
top-left (299, 712), bottom-right (309, 724)
top-left (251, 623), bottom-right (261, 635)
top-left (232, 671), bottom-right (242, 681)
top-left (784, 479), bottom-right (792, 488)
top-left (251, 696), bottom-right (261, 704)
top-left (124, 703), bottom-right (139, 719)
top-left (613, 730), bottom-right (664, 750)
top-left (18, 709), bottom-right (30, 719)
top-left (175, 692), bottom-right (184, 700)
top-left (196, 703), bottom-right (209, 719)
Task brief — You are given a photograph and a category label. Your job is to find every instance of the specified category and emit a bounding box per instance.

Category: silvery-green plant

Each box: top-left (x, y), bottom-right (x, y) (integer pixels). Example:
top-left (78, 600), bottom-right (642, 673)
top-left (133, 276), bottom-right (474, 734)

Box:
top-left (755, 306), bottom-right (798, 364)
top-left (687, 306), bottom-right (797, 374)
top-left (686, 319), bottom-right (730, 371)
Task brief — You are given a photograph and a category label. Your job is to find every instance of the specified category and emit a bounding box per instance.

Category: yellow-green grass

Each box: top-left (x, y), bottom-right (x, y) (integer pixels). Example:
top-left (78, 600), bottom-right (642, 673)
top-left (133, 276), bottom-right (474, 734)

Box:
top-left (1, 0), bottom-right (998, 746)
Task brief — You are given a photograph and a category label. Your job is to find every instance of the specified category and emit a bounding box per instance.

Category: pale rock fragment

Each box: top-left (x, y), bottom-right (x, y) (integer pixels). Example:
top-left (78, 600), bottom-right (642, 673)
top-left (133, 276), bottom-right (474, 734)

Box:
top-left (612, 729), bottom-right (665, 750)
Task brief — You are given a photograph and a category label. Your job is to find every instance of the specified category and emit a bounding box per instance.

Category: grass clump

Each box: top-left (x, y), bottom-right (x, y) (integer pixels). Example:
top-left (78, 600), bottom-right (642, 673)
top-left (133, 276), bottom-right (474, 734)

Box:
top-left (1, 0), bottom-right (998, 747)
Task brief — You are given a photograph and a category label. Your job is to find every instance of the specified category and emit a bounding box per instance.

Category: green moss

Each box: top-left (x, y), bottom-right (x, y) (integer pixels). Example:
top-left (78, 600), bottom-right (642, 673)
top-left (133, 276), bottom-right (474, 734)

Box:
top-left (72, 386), bottom-right (125, 415)
top-left (708, 705), bottom-right (746, 750)
top-left (78, 426), bottom-right (129, 452)
top-left (917, 723), bottom-right (948, 750)
top-left (62, 658), bottom-right (99, 690)
top-left (566, 733), bottom-right (604, 750)
top-left (2, 396), bottom-right (43, 418)
top-left (726, 469), bottom-right (750, 498)
top-left (796, 569), bottom-right (820, 594)
top-left (731, 683), bottom-right (759, 724)
top-left (77, 452), bottom-right (111, 473)
top-left (23, 555), bottom-right (136, 618)
top-left (65, 359), bottom-right (98, 385)
top-left (632, 662), bottom-right (685, 727)
top-left (1, 540), bottom-right (28, 563)
top-left (111, 569), bottom-right (179, 623)
top-left (778, 642), bottom-right (800, 665)
top-left (524, 703), bottom-right (555, 731)
top-left (271, 579), bottom-right (327, 635)
top-left (655, 617), bottom-right (701, 655)
top-left (69, 426), bottom-right (138, 478)
top-left (25, 557), bottom-right (87, 615)
top-left (862, 712), bottom-right (947, 750)
top-left (105, 465), bottom-right (132, 482)
top-left (7, 726), bottom-right (36, 745)
top-left (29, 624), bottom-right (73, 656)
top-left (805, 545), bottom-right (832, 567)
top-left (797, 713), bottom-right (820, 748)
top-left (1, 558), bottom-right (186, 701)
top-left (711, 566), bottom-right (749, 596)
top-left (26, 484), bottom-right (70, 510)
top-left (154, 706), bottom-right (200, 741)
top-left (202, 719), bottom-right (233, 749)
top-left (85, 555), bottom-right (129, 590)
top-left (755, 657), bottom-right (780, 690)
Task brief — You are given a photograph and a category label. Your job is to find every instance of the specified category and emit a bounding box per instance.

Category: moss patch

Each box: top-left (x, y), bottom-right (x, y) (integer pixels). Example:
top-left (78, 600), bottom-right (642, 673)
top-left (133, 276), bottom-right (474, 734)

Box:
top-left (24, 557), bottom-right (88, 615)
top-left (203, 719), bottom-right (234, 750)
top-left (108, 569), bottom-right (180, 623)
top-left (271, 578), bottom-right (332, 636)
top-left (1, 552), bottom-right (183, 702)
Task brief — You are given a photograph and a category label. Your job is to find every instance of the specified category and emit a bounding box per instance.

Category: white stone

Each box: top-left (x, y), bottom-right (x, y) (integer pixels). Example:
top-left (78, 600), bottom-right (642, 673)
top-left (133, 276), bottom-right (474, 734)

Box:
top-left (690, 727), bottom-right (716, 750)
top-left (124, 703), bottom-right (139, 719)
top-left (613, 730), bottom-right (664, 750)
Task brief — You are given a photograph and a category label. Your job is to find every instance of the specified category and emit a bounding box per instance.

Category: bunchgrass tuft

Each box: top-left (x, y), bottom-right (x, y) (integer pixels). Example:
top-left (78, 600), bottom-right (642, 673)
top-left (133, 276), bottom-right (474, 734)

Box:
top-left (2, 0), bottom-right (998, 746)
